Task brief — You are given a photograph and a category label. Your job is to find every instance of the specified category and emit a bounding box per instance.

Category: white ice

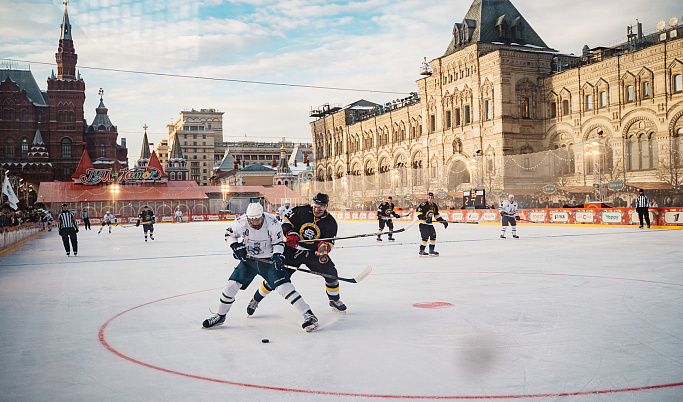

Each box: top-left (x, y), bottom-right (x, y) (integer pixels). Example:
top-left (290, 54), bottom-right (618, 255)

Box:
top-left (1, 221), bottom-right (682, 402)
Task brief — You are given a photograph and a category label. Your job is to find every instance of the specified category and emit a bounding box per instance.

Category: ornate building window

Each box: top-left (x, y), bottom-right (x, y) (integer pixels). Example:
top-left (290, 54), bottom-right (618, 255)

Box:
top-left (100, 144), bottom-right (106, 157)
top-left (430, 114), bottom-right (436, 132)
top-left (585, 94), bottom-right (593, 110)
top-left (484, 99), bottom-right (492, 120)
top-left (674, 74), bottom-right (682, 93)
top-left (562, 100), bottom-right (570, 115)
top-left (61, 138), bottom-right (72, 158)
top-left (521, 98), bottom-right (530, 118)
top-left (21, 138), bottom-right (29, 159)
top-left (21, 110), bottom-right (28, 121)
top-left (628, 133), bottom-right (657, 171)
top-left (642, 81), bottom-right (651, 98)
top-left (454, 108), bottom-right (461, 126)
top-left (445, 110), bottom-right (452, 128)
top-left (626, 85), bottom-right (634, 102)
top-left (599, 91), bottom-right (607, 108)
top-left (464, 105), bottom-right (471, 124)
top-left (4, 138), bottom-right (15, 159)
top-left (549, 102), bottom-right (557, 118)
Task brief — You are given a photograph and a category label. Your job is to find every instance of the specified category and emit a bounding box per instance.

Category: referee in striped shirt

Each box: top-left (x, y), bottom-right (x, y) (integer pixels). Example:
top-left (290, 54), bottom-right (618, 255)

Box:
top-left (635, 189), bottom-right (650, 229)
top-left (56, 203), bottom-right (79, 256)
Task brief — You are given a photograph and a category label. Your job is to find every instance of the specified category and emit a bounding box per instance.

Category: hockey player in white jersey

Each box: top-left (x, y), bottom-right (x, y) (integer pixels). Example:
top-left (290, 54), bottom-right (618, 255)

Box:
top-left (202, 202), bottom-right (319, 332)
top-left (499, 194), bottom-right (520, 239)
top-left (98, 211), bottom-right (117, 234)
top-left (276, 200), bottom-right (292, 221)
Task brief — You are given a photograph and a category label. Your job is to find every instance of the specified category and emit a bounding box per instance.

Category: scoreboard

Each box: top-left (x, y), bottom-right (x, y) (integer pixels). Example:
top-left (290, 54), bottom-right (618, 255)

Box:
top-left (463, 189), bottom-right (486, 208)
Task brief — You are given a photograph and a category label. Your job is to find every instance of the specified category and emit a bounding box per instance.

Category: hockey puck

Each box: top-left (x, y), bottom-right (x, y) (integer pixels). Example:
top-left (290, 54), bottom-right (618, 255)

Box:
top-left (261, 339), bottom-right (269, 343)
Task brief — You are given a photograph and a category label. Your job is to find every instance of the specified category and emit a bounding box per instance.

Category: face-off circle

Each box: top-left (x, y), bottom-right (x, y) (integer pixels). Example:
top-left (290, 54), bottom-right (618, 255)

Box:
top-left (413, 302), bottom-right (454, 309)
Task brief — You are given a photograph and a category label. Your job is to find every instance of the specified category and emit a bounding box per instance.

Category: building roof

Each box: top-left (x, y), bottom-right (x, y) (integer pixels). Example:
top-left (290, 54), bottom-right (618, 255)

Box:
top-left (240, 164), bottom-right (275, 172)
top-left (0, 70), bottom-right (49, 106)
top-left (89, 98), bottom-right (115, 130)
top-left (60, 4), bottom-right (72, 40)
top-left (71, 150), bottom-right (94, 181)
top-left (216, 150), bottom-right (235, 172)
top-left (169, 134), bottom-right (184, 160)
top-left (444, 0), bottom-right (552, 57)
top-left (202, 185), bottom-right (307, 206)
top-left (139, 131), bottom-right (151, 160)
top-left (38, 181), bottom-right (209, 203)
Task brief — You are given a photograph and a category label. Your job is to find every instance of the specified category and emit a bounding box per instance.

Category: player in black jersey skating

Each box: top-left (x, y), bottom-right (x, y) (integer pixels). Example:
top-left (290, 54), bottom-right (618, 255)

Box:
top-left (137, 206), bottom-right (155, 242)
top-left (416, 192), bottom-right (448, 256)
top-left (376, 196), bottom-right (400, 241)
top-left (246, 193), bottom-right (348, 315)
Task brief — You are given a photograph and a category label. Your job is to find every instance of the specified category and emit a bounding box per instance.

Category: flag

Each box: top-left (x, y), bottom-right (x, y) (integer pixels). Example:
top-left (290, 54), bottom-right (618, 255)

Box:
top-left (2, 175), bottom-right (20, 210)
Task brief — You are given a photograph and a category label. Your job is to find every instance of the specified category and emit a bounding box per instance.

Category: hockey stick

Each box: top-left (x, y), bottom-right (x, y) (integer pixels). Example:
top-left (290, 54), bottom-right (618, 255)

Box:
top-left (300, 216), bottom-right (420, 243)
top-left (248, 257), bottom-right (372, 283)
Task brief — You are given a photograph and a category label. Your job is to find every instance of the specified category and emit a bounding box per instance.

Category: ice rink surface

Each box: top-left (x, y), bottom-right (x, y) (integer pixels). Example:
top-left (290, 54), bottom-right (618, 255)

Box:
top-left (1, 220), bottom-right (682, 402)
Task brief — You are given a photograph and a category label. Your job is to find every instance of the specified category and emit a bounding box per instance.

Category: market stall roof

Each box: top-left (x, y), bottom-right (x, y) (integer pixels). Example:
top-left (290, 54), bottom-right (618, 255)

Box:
top-left (202, 185), bottom-right (307, 206)
top-left (558, 186), bottom-right (595, 193)
top-left (38, 181), bottom-right (208, 203)
top-left (625, 182), bottom-right (673, 190)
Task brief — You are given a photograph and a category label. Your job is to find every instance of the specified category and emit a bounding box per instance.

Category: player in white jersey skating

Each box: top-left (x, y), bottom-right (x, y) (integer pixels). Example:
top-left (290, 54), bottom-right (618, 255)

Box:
top-left (98, 211), bottom-right (117, 234)
top-left (499, 194), bottom-right (520, 239)
top-left (276, 200), bottom-right (292, 221)
top-left (202, 202), bottom-right (319, 332)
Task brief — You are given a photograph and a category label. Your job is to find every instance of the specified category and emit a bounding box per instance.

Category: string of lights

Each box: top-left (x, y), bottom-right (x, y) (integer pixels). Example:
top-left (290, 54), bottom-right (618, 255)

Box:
top-left (0, 57), bottom-right (408, 95)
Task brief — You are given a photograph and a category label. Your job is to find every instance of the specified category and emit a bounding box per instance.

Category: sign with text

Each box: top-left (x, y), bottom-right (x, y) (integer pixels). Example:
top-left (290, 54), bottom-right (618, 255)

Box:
top-left (79, 167), bottom-right (164, 185)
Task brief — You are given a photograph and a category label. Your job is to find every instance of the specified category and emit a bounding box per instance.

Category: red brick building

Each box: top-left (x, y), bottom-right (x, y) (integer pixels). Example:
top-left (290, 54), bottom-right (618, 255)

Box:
top-left (0, 3), bottom-right (128, 205)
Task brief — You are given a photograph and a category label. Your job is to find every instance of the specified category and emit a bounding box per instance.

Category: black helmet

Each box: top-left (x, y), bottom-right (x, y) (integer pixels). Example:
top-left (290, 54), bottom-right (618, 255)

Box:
top-left (312, 193), bottom-right (329, 206)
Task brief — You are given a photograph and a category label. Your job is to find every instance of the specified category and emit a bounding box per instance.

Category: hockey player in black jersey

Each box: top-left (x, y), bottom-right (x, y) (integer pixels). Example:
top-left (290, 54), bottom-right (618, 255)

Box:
top-left (376, 196), bottom-right (400, 241)
top-left (246, 193), bottom-right (348, 315)
top-left (137, 206), bottom-right (155, 242)
top-left (416, 192), bottom-right (448, 256)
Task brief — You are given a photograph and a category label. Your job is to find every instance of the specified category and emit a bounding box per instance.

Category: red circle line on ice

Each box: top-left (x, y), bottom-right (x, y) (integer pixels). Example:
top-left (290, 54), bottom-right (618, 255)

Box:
top-left (413, 302), bottom-right (454, 309)
top-left (98, 272), bottom-right (683, 399)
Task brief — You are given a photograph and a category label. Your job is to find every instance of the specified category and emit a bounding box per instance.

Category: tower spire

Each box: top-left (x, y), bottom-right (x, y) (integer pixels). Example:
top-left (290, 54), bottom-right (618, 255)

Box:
top-left (56, 0), bottom-right (77, 79)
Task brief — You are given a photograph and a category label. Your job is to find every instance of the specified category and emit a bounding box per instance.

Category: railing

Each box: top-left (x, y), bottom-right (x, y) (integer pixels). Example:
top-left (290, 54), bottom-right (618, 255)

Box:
top-left (0, 223), bottom-right (44, 252)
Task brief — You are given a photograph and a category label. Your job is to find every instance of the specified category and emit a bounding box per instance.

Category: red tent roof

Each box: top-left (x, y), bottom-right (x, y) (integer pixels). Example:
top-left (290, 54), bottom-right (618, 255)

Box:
top-left (37, 181), bottom-right (208, 203)
top-left (71, 150), bottom-right (94, 181)
top-left (147, 150), bottom-right (168, 178)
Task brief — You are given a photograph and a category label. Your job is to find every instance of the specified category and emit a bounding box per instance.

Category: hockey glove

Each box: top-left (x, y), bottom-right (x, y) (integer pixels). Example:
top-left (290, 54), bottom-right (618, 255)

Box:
top-left (392, 212), bottom-right (400, 218)
top-left (271, 253), bottom-right (285, 271)
top-left (436, 218), bottom-right (448, 228)
top-left (230, 242), bottom-right (248, 261)
top-left (515, 215), bottom-right (520, 221)
top-left (285, 232), bottom-right (300, 248)
top-left (135, 219), bottom-right (140, 227)
top-left (315, 241), bottom-right (331, 257)
top-left (425, 216), bottom-right (432, 224)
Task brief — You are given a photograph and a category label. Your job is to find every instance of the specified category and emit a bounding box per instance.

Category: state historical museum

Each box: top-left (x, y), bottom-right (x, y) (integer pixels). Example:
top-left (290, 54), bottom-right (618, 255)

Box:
top-left (0, 3), bottom-right (128, 200)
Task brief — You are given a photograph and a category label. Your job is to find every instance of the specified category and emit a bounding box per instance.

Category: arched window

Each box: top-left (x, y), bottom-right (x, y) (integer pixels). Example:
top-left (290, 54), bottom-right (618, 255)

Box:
top-left (61, 138), bottom-right (72, 158)
top-left (628, 132), bottom-right (657, 171)
top-left (21, 138), bottom-right (29, 159)
top-left (5, 138), bottom-right (15, 159)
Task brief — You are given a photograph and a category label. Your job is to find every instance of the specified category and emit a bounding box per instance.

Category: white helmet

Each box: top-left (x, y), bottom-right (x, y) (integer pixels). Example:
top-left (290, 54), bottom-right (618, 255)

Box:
top-left (245, 203), bottom-right (264, 219)
top-left (106, 211), bottom-right (110, 214)
top-left (285, 200), bottom-right (290, 205)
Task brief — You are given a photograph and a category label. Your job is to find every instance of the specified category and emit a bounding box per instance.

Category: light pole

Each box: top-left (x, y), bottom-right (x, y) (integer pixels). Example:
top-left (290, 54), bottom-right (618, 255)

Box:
top-left (221, 183), bottom-right (230, 211)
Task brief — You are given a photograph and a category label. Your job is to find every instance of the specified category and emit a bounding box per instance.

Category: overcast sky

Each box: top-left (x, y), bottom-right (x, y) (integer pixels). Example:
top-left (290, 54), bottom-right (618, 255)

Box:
top-left (1, 0), bottom-right (681, 164)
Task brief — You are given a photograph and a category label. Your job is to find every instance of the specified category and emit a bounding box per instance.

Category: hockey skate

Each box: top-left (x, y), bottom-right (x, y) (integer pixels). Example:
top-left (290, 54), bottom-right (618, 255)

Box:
top-left (246, 298), bottom-right (259, 316)
top-left (302, 310), bottom-right (319, 332)
top-left (388, 236), bottom-right (395, 242)
top-left (513, 235), bottom-right (519, 239)
top-left (329, 299), bottom-right (347, 314)
top-left (150, 234), bottom-right (154, 240)
top-left (419, 249), bottom-right (429, 257)
top-left (429, 250), bottom-right (439, 256)
top-left (376, 236), bottom-right (382, 242)
top-left (500, 235), bottom-right (506, 239)
top-left (202, 313), bottom-right (226, 329)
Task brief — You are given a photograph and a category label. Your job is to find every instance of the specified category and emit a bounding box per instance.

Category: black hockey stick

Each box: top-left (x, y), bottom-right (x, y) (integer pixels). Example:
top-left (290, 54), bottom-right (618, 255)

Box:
top-left (248, 257), bottom-right (372, 283)
top-left (299, 216), bottom-right (419, 243)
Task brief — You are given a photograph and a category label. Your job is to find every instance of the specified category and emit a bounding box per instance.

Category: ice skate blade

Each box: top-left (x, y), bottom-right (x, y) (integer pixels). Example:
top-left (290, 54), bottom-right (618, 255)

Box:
top-left (304, 322), bottom-right (319, 332)
top-left (330, 307), bottom-right (347, 315)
